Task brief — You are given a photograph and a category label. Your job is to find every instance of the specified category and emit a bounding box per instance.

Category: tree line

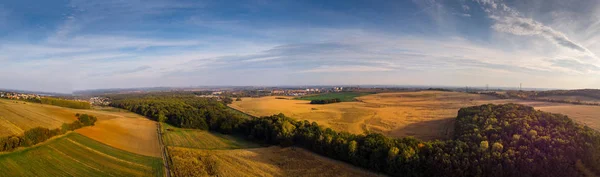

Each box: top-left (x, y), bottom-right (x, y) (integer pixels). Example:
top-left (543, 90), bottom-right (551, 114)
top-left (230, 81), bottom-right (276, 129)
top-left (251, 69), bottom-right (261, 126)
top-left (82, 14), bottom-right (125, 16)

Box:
top-left (310, 98), bottom-right (341, 104)
top-left (109, 94), bottom-right (600, 177)
top-left (24, 97), bottom-right (92, 109)
top-left (0, 114), bottom-right (97, 152)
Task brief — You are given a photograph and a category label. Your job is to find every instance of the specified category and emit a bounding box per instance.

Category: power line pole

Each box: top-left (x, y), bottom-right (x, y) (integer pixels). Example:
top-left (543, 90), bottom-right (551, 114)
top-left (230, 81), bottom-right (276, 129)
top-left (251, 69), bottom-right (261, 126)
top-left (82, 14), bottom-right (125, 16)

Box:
top-left (519, 83), bottom-right (522, 91)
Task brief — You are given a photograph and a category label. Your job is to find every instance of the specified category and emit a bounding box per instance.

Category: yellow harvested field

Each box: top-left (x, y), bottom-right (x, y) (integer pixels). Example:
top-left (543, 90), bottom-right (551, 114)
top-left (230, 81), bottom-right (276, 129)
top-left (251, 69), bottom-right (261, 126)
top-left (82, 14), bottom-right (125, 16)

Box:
top-left (76, 117), bottom-right (161, 157)
top-left (231, 91), bottom-right (599, 140)
top-left (169, 146), bottom-right (382, 177)
top-left (536, 105), bottom-right (600, 130)
top-left (0, 99), bottom-right (130, 136)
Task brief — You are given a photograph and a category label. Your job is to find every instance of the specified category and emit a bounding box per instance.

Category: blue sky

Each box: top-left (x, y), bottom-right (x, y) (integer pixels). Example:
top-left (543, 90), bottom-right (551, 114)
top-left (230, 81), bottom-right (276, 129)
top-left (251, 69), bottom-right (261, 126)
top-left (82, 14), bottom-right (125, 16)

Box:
top-left (0, 0), bottom-right (599, 93)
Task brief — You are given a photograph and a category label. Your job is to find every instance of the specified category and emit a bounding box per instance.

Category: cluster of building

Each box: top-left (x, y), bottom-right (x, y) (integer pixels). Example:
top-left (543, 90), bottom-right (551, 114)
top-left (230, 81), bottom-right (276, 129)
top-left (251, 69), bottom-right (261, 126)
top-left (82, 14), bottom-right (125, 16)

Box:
top-left (89, 97), bottom-right (111, 106)
top-left (189, 86), bottom-right (354, 98)
top-left (0, 92), bottom-right (40, 100)
top-left (270, 87), bottom-right (346, 96)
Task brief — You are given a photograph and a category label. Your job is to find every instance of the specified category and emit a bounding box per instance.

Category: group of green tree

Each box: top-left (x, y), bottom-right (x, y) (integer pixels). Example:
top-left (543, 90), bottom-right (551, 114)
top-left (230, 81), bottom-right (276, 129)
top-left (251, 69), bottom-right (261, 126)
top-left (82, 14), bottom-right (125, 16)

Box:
top-left (24, 97), bottom-right (92, 109)
top-left (110, 93), bottom-right (600, 177)
top-left (109, 94), bottom-right (248, 134)
top-left (0, 114), bottom-right (97, 152)
top-left (310, 98), bottom-right (341, 104)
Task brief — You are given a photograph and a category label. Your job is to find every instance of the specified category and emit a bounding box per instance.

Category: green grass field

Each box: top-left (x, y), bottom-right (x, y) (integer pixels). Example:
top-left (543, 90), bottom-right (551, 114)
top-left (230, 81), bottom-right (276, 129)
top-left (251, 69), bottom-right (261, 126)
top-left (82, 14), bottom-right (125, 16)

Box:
top-left (162, 123), bottom-right (259, 149)
top-left (296, 92), bottom-right (372, 102)
top-left (0, 133), bottom-right (163, 177)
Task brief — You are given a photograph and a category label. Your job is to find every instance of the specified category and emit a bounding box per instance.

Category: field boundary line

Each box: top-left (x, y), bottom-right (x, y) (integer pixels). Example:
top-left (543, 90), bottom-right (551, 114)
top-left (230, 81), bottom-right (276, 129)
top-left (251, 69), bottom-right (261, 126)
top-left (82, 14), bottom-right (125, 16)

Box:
top-left (47, 146), bottom-right (111, 176)
top-left (158, 122), bottom-right (172, 177)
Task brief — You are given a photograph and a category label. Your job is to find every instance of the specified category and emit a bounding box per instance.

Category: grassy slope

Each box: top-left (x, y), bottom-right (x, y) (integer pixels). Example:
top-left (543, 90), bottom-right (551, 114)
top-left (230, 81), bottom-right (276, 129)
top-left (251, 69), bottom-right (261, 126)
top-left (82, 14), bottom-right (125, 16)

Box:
top-left (162, 123), bottom-right (259, 149)
top-left (0, 99), bottom-right (78, 136)
top-left (297, 92), bottom-right (372, 102)
top-left (0, 133), bottom-right (163, 177)
top-left (0, 99), bottom-right (142, 136)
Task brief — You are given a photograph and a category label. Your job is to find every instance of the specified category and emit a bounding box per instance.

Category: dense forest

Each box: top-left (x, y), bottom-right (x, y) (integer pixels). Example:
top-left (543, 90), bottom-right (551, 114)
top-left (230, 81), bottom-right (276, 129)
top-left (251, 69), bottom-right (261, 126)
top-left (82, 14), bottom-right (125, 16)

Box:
top-left (111, 94), bottom-right (600, 177)
top-left (0, 114), bottom-right (97, 152)
top-left (24, 97), bottom-right (92, 109)
top-left (109, 94), bottom-right (249, 134)
top-left (310, 98), bottom-right (341, 104)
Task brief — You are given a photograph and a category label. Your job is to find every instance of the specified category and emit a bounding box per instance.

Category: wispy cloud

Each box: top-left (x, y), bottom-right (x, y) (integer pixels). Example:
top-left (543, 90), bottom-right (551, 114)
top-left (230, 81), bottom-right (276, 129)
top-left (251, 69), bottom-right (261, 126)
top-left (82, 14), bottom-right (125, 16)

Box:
top-left (300, 65), bottom-right (394, 73)
top-left (476, 0), bottom-right (597, 58)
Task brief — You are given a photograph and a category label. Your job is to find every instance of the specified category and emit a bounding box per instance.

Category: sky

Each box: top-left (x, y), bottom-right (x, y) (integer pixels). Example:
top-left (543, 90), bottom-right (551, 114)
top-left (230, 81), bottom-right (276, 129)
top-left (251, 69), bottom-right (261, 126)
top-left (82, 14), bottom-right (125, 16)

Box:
top-left (0, 0), bottom-right (599, 93)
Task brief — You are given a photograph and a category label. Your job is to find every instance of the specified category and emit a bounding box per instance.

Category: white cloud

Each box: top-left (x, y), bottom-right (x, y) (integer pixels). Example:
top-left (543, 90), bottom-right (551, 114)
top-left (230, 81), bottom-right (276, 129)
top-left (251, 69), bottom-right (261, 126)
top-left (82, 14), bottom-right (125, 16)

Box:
top-left (462, 5), bottom-right (470, 11)
top-left (300, 65), bottom-right (394, 73)
top-left (476, 0), bottom-right (597, 59)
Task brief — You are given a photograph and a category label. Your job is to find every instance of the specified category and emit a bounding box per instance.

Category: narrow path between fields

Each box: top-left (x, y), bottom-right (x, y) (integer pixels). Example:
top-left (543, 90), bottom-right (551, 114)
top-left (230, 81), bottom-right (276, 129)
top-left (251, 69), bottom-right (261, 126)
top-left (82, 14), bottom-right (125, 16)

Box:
top-left (157, 122), bottom-right (171, 177)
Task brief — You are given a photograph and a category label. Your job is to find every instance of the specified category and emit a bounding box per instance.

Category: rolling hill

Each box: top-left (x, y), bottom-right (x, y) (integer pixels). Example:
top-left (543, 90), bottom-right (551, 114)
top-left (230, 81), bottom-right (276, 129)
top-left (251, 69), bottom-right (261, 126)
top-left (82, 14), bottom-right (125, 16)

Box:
top-left (0, 133), bottom-right (163, 176)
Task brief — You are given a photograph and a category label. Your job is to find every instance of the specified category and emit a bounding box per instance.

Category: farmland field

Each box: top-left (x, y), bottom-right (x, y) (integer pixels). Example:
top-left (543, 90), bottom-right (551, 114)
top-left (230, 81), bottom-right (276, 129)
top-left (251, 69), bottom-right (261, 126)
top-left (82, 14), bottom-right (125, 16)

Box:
top-left (76, 116), bottom-right (161, 157)
top-left (0, 133), bottom-right (163, 177)
top-left (296, 92), bottom-right (372, 102)
top-left (538, 95), bottom-right (600, 104)
top-left (0, 99), bottom-right (143, 136)
top-left (162, 126), bottom-right (381, 177)
top-left (161, 123), bottom-right (259, 149)
top-left (231, 91), bottom-right (600, 140)
top-left (169, 146), bottom-right (381, 177)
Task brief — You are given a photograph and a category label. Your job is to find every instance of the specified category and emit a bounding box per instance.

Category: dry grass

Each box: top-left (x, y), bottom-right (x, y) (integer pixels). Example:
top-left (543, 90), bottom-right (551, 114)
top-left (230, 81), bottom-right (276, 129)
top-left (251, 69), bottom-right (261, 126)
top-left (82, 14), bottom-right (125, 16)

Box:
top-left (76, 116), bottom-right (161, 157)
top-left (536, 105), bottom-right (600, 130)
top-left (231, 91), bottom-right (599, 140)
top-left (168, 146), bottom-right (382, 177)
top-left (229, 92), bottom-right (484, 140)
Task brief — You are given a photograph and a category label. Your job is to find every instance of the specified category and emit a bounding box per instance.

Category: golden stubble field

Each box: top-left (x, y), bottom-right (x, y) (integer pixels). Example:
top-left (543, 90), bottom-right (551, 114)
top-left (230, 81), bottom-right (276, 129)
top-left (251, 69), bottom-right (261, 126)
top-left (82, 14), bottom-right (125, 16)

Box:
top-left (230, 91), bottom-right (600, 140)
top-left (0, 99), bottom-right (140, 136)
top-left (76, 116), bottom-right (161, 157)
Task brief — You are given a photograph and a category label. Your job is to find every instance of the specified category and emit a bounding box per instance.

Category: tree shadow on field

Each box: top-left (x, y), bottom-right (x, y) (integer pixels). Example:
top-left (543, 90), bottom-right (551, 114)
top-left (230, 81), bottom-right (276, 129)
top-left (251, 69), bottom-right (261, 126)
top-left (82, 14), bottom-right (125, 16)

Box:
top-left (391, 118), bottom-right (456, 141)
